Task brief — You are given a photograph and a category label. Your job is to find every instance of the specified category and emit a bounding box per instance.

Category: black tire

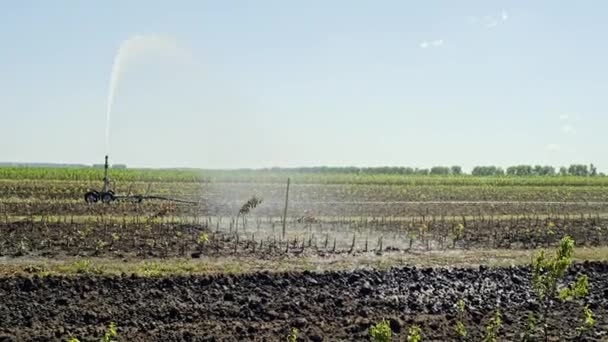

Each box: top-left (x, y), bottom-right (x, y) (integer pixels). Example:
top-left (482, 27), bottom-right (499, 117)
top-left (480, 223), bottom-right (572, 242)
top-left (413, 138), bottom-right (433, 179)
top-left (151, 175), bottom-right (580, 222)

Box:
top-left (85, 191), bottom-right (99, 204)
top-left (101, 192), bottom-right (115, 204)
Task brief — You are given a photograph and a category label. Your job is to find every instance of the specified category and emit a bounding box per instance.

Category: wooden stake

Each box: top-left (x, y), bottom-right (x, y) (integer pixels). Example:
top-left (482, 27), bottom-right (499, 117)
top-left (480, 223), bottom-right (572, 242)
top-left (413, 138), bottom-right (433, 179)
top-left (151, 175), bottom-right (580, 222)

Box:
top-left (282, 178), bottom-right (290, 239)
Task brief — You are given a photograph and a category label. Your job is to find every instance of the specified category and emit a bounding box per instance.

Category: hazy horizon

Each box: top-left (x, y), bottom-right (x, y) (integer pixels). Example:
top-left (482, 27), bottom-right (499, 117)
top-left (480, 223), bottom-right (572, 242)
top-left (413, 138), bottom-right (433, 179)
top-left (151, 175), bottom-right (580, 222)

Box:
top-left (2, 1), bottom-right (607, 171)
top-left (0, 159), bottom-right (604, 175)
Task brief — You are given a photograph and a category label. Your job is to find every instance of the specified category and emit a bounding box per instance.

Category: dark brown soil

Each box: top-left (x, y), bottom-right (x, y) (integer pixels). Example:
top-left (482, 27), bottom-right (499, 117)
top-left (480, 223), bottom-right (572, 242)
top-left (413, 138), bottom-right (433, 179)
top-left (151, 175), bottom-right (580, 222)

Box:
top-left (1, 263), bottom-right (607, 341)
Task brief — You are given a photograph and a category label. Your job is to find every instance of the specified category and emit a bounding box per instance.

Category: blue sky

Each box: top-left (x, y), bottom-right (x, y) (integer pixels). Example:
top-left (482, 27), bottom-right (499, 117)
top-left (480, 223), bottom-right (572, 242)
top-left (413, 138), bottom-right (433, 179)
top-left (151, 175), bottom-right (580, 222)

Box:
top-left (1, 1), bottom-right (607, 170)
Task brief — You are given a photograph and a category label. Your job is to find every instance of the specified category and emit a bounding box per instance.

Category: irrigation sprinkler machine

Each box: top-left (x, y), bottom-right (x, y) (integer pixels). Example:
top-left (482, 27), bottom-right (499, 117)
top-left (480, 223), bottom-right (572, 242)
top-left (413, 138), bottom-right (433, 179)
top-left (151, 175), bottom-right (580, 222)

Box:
top-left (84, 155), bottom-right (196, 204)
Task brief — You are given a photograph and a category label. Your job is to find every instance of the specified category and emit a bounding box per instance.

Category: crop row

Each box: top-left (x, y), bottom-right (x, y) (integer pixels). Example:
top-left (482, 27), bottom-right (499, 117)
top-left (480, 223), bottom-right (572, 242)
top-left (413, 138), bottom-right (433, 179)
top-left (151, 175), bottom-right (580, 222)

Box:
top-left (2, 214), bottom-right (608, 257)
top-left (2, 167), bottom-right (608, 186)
top-left (2, 200), bottom-right (608, 218)
top-left (2, 179), bottom-right (608, 203)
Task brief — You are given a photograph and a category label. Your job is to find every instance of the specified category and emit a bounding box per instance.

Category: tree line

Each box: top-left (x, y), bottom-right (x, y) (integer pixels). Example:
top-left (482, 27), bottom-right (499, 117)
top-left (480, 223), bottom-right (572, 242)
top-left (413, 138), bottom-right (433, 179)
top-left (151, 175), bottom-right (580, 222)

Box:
top-left (472, 164), bottom-right (601, 177)
top-left (262, 164), bottom-right (604, 176)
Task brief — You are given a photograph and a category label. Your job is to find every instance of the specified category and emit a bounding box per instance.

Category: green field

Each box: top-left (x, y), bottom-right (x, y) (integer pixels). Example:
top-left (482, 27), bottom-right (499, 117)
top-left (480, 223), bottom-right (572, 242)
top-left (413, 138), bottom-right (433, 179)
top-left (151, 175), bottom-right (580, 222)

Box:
top-left (1, 166), bottom-right (608, 186)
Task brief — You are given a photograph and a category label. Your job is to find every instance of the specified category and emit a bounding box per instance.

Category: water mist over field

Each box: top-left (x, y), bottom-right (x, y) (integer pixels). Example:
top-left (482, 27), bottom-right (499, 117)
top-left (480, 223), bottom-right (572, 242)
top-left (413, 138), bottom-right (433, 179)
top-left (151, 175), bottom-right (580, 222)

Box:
top-left (105, 34), bottom-right (191, 154)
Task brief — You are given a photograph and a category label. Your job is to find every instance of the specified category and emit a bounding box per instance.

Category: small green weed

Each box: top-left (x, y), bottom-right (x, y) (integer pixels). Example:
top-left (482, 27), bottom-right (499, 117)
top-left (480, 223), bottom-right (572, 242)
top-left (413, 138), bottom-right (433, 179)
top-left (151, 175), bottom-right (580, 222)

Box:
top-left (102, 322), bottom-right (118, 342)
top-left (72, 259), bottom-right (102, 274)
top-left (483, 308), bottom-right (502, 342)
top-left (370, 319), bottom-right (392, 342)
top-left (407, 325), bottom-right (422, 342)
top-left (454, 299), bottom-right (467, 339)
top-left (287, 327), bottom-right (299, 342)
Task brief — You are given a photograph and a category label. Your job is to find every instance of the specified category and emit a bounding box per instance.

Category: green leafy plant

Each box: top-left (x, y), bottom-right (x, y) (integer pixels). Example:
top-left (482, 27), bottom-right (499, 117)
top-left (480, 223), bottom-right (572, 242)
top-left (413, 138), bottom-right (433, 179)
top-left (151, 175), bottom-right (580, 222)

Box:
top-left (287, 327), bottom-right (299, 342)
top-left (370, 319), bottom-right (392, 342)
top-left (455, 223), bottom-right (465, 241)
top-left (197, 232), bottom-right (209, 246)
top-left (559, 274), bottom-right (594, 338)
top-left (530, 236), bottom-right (591, 340)
top-left (66, 337), bottom-right (80, 342)
top-left (407, 325), bottom-right (422, 342)
top-left (577, 304), bottom-right (595, 336)
top-left (531, 236), bottom-right (574, 302)
top-left (454, 299), bottom-right (467, 339)
top-left (102, 322), bottom-right (118, 342)
top-left (522, 313), bottom-right (537, 341)
top-left (559, 274), bottom-right (589, 300)
top-left (138, 262), bottom-right (164, 277)
top-left (95, 239), bottom-right (108, 252)
top-left (483, 308), bottom-right (502, 342)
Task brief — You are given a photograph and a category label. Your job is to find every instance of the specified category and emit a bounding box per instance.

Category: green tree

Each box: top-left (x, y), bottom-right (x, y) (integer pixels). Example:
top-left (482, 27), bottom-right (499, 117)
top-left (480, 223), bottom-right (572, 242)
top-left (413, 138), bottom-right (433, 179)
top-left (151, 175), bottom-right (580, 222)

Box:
top-left (530, 236), bottom-right (591, 340)
top-left (430, 166), bottom-right (450, 175)
top-left (472, 166), bottom-right (505, 176)
top-left (568, 164), bottom-right (589, 177)
top-left (450, 166), bottom-right (463, 175)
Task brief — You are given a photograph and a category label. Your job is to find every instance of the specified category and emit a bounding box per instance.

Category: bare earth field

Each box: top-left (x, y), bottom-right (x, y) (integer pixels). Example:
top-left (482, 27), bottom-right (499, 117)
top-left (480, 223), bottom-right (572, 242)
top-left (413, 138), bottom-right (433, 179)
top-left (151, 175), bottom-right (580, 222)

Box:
top-left (1, 171), bottom-right (608, 341)
top-left (2, 263), bottom-right (608, 341)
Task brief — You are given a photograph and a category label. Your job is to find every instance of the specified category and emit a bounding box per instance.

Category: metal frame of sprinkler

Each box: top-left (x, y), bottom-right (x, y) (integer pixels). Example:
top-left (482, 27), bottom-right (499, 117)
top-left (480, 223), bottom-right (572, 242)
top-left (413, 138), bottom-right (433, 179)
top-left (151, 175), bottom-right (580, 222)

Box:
top-left (84, 155), bottom-right (198, 204)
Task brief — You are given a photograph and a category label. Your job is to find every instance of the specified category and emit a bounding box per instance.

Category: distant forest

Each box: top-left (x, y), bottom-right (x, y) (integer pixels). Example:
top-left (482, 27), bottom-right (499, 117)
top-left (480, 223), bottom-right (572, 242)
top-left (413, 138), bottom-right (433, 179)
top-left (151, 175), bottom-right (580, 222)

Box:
top-left (261, 164), bottom-right (605, 177)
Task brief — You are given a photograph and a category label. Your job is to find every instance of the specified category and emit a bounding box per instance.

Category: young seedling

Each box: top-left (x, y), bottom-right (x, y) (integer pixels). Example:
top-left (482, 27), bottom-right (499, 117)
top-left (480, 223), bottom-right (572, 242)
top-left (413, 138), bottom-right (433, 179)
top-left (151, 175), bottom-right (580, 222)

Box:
top-left (522, 313), bottom-right (537, 342)
top-left (197, 232), bottom-right (209, 246)
top-left (407, 325), bottom-right (422, 342)
top-left (103, 322), bottom-right (118, 342)
top-left (453, 223), bottom-right (465, 248)
top-left (287, 327), bottom-right (299, 342)
top-left (578, 304), bottom-right (596, 337)
top-left (370, 319), bottom-right (392, 342)
top-left (530, 235), bottom-right (591, 340)
top-left (483, 308), bottom-right (502, 342)
top-left (559, 274), bottom-right (594, 338)
top-left (454, 299), bottom-right (467, 339)
top-left (72, 259), bottom-right (102, 274)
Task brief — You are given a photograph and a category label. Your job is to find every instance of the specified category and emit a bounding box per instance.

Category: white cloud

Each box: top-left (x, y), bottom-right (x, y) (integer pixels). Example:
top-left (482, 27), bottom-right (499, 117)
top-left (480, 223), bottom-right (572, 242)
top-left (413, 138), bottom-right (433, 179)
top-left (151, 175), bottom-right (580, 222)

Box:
top-left (559, 114), bottom-right (569, 121)
top-left (546, 144), bottom-right (561, 152)
top-left (419, 39), bottom-right (444, 49)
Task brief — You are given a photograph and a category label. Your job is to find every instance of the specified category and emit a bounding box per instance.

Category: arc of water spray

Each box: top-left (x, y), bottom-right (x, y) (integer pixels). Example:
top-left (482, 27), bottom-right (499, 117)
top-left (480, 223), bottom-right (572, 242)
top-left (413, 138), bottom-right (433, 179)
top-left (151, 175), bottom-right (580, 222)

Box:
top-left (105, 34), bottom-right (193, 154)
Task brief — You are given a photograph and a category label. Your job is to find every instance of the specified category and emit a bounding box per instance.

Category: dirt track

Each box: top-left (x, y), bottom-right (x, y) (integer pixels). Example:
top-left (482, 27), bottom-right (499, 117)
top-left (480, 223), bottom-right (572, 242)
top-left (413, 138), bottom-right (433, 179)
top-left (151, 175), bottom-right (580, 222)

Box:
top-left (1, 263), bottom-right (607, 341)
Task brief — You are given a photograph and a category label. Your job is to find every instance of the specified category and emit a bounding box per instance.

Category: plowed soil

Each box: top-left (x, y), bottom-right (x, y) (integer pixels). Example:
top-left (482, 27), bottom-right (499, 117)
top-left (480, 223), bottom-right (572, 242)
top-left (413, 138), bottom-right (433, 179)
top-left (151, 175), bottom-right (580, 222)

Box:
top-left (1, 263), bottom-right (607, 341)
